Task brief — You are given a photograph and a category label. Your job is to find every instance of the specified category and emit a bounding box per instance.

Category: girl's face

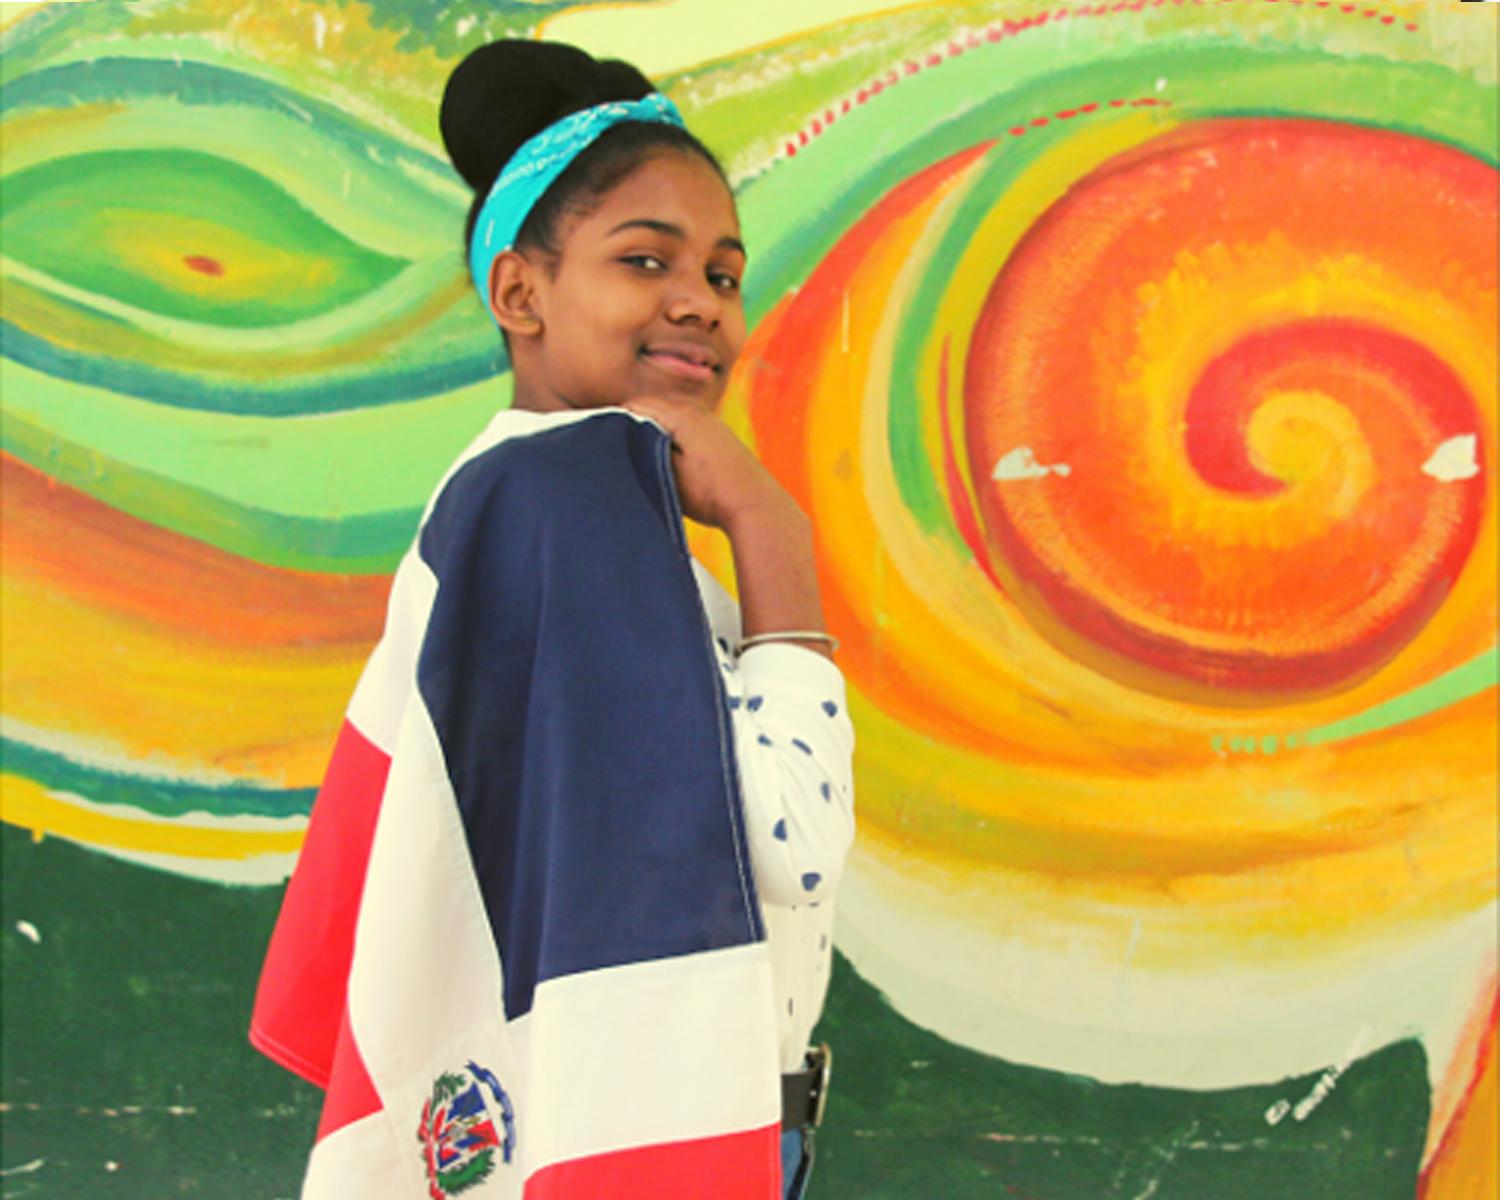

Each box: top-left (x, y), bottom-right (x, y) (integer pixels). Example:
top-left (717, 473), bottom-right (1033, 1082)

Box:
top-left (502, 151), bottom-right (747, 413)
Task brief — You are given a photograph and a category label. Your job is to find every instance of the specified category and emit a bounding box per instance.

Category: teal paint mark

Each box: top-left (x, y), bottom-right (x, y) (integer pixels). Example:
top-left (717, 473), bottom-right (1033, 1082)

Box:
top-left (354, 0), bottom-right (593, 56)
top-left (1, 738), bottom-right (315, 821)
top-left (1212, 655), bottom-right (1498, 753)
top-left (2, 58), bottom-right (450, 181)
top-left (1, 319), bottom-right (506, 417)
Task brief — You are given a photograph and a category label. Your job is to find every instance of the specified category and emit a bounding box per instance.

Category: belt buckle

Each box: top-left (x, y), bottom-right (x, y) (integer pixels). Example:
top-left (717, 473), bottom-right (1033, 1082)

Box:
top-left (806, 1043), bottom-right (832, 1128)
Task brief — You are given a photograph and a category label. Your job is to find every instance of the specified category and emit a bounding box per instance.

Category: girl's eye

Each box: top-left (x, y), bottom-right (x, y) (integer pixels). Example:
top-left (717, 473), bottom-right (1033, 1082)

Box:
top-left (622, 254), bottom-right (667, 271)
top-left (711, 271), bottom-right (742, 293)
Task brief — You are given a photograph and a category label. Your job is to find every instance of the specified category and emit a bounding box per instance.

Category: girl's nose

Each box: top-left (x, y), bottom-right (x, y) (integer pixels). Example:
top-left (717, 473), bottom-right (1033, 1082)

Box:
top-left (665, 274), bottom-right (721, 328)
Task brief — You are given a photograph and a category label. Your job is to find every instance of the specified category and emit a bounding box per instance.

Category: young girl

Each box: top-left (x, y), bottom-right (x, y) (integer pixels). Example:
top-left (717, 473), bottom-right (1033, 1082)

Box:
top-left (253, 39), bottom-right (853, 1200)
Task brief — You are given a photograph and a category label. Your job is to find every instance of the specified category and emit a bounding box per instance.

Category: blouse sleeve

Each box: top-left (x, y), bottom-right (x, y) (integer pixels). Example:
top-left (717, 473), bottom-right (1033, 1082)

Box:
top-left (710, 635), bottom-right (857, 909)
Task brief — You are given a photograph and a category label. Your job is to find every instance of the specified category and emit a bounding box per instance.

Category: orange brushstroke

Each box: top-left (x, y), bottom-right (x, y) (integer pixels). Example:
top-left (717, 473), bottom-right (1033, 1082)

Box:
top-left (2, 452), bottom-right (389, 646)
top-left (1421, 991), bottom-right (1499, 1200)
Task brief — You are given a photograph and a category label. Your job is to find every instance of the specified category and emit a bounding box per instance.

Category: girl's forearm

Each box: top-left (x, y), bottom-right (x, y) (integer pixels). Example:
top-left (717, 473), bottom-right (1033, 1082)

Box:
top-left (723, 494), bottom-right (832, 658)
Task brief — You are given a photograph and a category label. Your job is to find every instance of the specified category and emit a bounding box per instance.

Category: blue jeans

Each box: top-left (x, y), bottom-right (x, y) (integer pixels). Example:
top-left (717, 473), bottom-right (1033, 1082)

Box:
top-left (781, 1127), bottom-right (814, 1200)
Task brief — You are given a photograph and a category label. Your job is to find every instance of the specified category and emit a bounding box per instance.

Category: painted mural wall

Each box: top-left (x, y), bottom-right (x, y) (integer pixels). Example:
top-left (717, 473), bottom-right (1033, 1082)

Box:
top-left (2, 1), bottom-right (1495, 1197)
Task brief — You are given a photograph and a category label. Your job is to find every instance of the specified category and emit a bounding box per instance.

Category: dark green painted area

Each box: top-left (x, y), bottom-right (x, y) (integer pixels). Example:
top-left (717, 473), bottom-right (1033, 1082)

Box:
top-left (810, 955), bottom-right (1429, 1199)
top-left (2, 150), bottom-right (407, 328)
top-left (1, 823), bottom-right (321, 1200)
top-left (3, 823), bottom-right (1430, 1198)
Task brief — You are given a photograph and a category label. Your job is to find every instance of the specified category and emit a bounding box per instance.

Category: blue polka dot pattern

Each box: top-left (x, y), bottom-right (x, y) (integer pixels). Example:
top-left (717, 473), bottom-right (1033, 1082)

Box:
top-left (728, 695), bottom-right (741, 709)
top-left (747, 696), bottom-right (764, 712)
top-left (802, 872), bottom-right (822, 892)
top-left (820, 782), bottom-right (831, 801)
top-left (774, 819), bottom-right (788, 841)
top-left (758, 734), bottom-right (773, 747)
top-left (822, 701), bottom-right (838, 717)
top-left (792, 738), bottom-right (812, 755)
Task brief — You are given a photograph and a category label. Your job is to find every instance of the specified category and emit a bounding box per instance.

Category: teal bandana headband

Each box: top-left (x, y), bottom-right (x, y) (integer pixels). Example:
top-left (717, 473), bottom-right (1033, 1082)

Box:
top-left (468, 93), bottom-right (687, 317)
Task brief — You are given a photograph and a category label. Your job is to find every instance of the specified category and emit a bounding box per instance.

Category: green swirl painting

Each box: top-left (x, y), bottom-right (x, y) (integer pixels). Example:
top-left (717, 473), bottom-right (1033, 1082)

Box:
top-left (3, 1), bottom-right (1495, 1197)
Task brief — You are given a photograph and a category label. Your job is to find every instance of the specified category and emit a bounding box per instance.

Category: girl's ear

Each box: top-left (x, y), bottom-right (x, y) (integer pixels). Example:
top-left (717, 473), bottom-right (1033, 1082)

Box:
top-left (487, 250), bottom-right (544, 337)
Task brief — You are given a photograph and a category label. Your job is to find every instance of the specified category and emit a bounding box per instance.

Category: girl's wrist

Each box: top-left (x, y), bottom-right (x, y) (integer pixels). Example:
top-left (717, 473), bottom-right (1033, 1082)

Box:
top-left (720, 488), bottom-right (809, 541)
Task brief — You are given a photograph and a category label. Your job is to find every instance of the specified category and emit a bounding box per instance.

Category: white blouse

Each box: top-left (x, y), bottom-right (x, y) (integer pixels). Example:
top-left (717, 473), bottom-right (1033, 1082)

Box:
top-left (693, 563), bottom-right (857, 1072)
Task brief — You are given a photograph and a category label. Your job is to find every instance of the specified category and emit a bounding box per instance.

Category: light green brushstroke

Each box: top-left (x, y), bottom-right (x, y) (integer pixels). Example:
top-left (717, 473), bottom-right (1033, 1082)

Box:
top-left (4, 248), bottom-right (457, 353)
top-left (1, 356), bottom-right (508, 521)
top-left (739, 21), bottom-right (1497, 320)
top-left (1211, 655), bottom-right (1498, 754)
top-left (2, 150), bottom-right (409, 328)
top-left (1, 95), bottom-right (466, 262)
top-left (1298, 655), bottom-right (1498, 746)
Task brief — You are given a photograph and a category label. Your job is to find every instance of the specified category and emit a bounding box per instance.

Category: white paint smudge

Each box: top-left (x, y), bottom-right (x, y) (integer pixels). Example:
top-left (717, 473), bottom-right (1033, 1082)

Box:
top-left (105, 1162), bottom-right (120, 1173)
top-left (1422, 434), bottom-right (1481, 482)
top-left (0, 1160), bottom-right (45, 1177)
top-left (312, 11), bottom-right (327, 51)
top-left (1112, 918), bottom-right (1143, 1015)
top-left (16, 920), bottom-right (41, 943)
top-left (456, 15), bottom-right (477, 37)
top-left (1265, 1025), bottom-right (1373, 1125)
top-left (993, 446), bottom-right (1072, 481)
top-left (1156, 77), bottom-right (1167, 91)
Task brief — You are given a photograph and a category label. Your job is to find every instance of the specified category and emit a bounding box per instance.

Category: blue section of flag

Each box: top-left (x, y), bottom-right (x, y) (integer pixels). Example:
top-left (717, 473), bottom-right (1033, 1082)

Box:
top-left (417, 413), bottom-right (762, 1021)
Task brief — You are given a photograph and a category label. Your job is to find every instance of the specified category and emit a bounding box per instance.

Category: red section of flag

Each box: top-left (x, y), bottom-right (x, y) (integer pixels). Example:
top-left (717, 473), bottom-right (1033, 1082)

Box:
top-left (251, 719), bottom-right (391, 1086)
top-left (316, 1007), bottom-right (383, 1139)
top-left (525, 1125), bottom-right (781, 1200)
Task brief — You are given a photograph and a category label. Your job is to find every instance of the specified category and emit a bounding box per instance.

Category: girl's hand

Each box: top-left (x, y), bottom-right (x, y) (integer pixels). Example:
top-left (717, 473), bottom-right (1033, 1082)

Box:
top-left (622, 396), bottom-right (794, 532)
top-left (623, 396), bottom-right (832, 655)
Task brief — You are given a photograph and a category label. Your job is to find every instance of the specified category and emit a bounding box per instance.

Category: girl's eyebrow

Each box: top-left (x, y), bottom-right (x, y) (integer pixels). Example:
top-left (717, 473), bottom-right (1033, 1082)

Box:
top-left (607, 218), bottom-right (746, 256)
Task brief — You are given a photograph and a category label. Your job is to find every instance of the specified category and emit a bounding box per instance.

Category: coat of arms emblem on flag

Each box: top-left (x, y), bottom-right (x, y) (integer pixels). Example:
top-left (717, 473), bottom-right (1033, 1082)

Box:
top-left (417, 1062), bottom-right (515, 1198)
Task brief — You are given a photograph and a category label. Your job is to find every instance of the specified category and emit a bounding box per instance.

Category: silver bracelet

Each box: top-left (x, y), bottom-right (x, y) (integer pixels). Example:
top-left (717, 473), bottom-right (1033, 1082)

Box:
top-left (735, 631), bottom-right (840, 655)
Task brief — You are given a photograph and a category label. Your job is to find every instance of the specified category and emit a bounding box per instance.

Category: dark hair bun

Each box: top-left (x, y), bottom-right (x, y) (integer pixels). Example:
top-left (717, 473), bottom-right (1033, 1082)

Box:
top-left (439, 40), bottom-right (654, 199)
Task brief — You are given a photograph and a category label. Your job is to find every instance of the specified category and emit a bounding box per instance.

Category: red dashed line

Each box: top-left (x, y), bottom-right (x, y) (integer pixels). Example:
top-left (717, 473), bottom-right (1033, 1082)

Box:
top-left (774, 0), bottom-right (1418, 161)
top-left (1004, 96), bottom-right (1173, 136)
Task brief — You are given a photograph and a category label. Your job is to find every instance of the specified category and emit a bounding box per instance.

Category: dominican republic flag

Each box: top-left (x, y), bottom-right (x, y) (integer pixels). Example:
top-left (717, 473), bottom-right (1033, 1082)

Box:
top-left (251, 409), bottom-right (782, 1199)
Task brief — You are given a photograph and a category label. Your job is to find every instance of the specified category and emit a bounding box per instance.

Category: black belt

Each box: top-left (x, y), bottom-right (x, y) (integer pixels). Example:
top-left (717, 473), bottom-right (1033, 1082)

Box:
top-left (781, 1043), bottom-right (832, 1130)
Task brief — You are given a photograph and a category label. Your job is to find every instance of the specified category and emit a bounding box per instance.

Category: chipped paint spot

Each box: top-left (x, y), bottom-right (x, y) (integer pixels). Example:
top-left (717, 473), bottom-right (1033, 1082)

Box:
top-left (993, 446), bottom-right (1073, 481)
top-left (1422, 434), bottom-right (1480, 482)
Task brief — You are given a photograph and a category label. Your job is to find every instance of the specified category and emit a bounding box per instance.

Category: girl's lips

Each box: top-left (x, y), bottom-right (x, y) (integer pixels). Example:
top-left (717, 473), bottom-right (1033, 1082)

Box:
top-left (641, 348), bottom-right (717, 383)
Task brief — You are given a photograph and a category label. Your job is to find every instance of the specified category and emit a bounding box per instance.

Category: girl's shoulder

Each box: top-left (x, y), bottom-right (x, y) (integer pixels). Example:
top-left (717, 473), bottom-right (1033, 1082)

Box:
top-left (419, 406), bottom-right (652, 526)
